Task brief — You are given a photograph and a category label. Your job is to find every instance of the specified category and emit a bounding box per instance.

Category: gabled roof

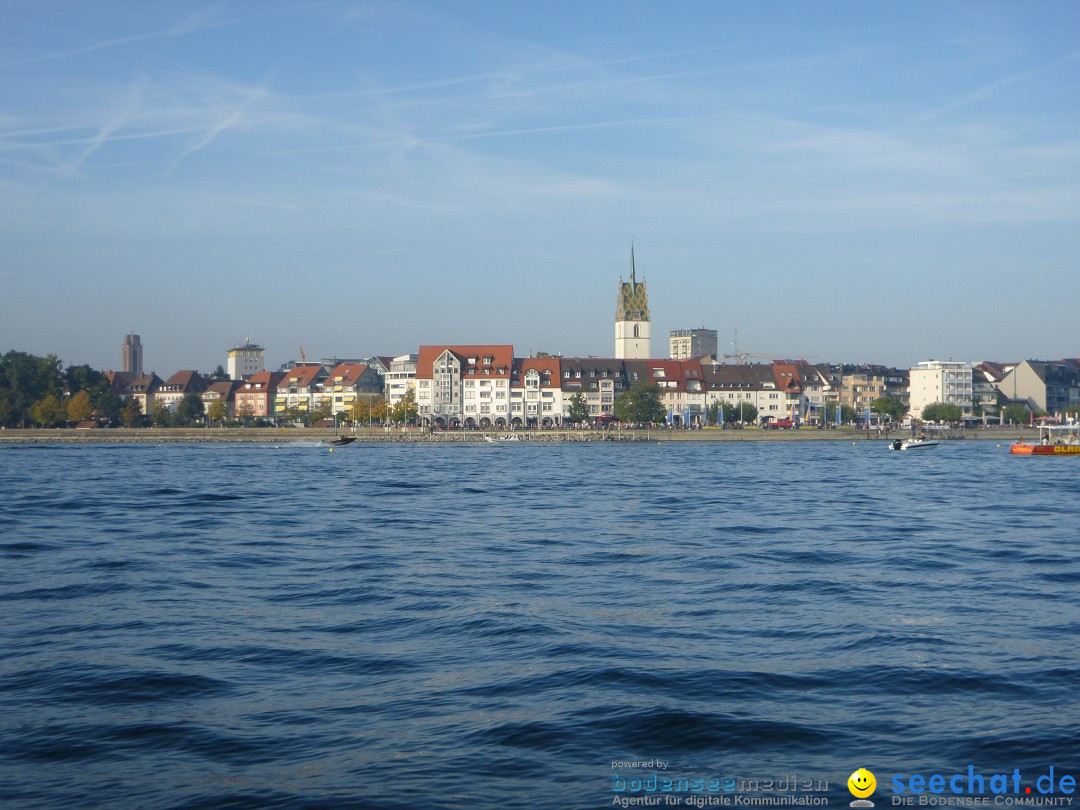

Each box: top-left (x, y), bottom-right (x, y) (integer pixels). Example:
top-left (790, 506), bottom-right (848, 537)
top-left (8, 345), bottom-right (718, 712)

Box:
top-left (560, 357), bottom-right (627, 377)
top-left (202, 380), bottom-right (240, 399)
top-left (161, 370), bottom-right (207, 392)
top-left (513, 357), bottom-right (560, 387)
top-left (280, 364), bottom-right (325, 388)
top-left (771, 362), bottom-right (803, 393)
top-left (701, 362), bottom-right (773, 390)
top-left (623, 359), bottom-right (688, 391)
top-left (326, 363), bottom-right (371, 386)
top-left (416, 345), bottom-right (514, 379)
top-left (110, 372), bottom-right (163, 394)
top-left (245, 370), bottom-right (286, 391)
top-left (974, 361), bottom-right (1008, 383)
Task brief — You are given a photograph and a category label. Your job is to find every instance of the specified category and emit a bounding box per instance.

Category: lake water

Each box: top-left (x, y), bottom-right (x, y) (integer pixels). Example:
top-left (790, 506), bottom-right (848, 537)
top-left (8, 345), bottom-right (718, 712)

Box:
top-left (1, 440), bottom-right (1078, 809)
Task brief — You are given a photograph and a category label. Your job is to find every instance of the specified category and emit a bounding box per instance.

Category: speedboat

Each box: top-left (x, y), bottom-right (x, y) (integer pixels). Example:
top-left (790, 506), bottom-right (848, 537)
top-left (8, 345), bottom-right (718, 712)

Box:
top-left (329, 436), bottom-right (356, 446)
top-left (484, 435), bottom-right (521, 444)
top-left (890, 437), bottom-right (940, 450)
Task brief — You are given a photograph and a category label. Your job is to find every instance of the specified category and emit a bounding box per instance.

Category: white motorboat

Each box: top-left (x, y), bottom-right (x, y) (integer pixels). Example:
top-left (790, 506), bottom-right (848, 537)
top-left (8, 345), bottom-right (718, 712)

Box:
top-left (890, 437), bottom-right (940, 451)
top-left (483, 435), bottom-right (521, 444)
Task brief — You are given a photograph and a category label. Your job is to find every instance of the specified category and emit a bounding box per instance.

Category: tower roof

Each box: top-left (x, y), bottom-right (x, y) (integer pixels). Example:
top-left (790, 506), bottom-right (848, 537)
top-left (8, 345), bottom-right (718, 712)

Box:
top-left (616, 247), bottom-right (649, 322)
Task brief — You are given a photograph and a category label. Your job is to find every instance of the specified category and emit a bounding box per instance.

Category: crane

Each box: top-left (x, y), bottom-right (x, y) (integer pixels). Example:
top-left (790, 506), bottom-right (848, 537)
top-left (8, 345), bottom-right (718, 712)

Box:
top-left (721, 328), bottom-right (815, 364)
top-left (719, 352), bottom-right (818, 365)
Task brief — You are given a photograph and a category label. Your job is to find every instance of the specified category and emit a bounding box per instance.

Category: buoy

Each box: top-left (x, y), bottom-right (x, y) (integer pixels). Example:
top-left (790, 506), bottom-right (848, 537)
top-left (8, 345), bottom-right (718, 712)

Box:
top-left (329, 448), bottom-right (334, 453)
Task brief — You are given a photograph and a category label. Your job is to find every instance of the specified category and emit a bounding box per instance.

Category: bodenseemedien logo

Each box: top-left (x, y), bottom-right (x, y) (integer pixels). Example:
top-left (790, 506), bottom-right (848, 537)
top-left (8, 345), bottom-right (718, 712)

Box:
top-left (849, 768), bottom-right (877, 807)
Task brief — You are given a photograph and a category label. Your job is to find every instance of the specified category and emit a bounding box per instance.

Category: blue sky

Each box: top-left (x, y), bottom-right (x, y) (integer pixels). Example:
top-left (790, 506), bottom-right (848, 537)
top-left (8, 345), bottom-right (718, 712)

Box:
top-left (2, 1), bottom-right (1078, 374)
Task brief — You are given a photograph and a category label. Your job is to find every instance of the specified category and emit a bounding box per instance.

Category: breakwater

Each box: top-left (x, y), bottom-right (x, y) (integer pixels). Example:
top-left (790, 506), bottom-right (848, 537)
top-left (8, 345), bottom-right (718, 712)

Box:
top-left (0, 426), bottom-right (1041, 443)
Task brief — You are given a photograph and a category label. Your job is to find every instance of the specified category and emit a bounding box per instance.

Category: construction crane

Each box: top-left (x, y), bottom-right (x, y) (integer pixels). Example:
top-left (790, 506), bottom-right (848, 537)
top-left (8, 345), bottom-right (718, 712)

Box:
top-left (721, 354), bottom-right (790, 367)
top-left (721, 329), bottom-right (815, 364)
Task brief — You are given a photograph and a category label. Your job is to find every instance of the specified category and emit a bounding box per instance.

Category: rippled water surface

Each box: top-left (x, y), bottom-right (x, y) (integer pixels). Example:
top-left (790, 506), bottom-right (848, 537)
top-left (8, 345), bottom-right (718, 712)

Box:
top-left (2, 440), bottom-right (1078, 809)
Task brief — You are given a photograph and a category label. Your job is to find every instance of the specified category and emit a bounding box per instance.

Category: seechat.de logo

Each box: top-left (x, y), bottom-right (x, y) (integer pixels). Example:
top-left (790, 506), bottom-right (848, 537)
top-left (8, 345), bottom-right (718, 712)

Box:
top-left (849, 768), bottom-right (877, 807)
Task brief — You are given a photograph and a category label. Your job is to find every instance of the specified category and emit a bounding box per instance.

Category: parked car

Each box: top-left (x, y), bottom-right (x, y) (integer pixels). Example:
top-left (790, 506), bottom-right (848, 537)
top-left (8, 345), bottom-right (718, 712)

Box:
top-left (763, 418), bottom-right (795, 430)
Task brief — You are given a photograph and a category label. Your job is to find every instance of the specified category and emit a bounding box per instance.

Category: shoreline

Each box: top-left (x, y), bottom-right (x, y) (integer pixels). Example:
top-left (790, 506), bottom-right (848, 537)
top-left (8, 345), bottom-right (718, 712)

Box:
top-left (0, 427), bottom-right (1043, 444)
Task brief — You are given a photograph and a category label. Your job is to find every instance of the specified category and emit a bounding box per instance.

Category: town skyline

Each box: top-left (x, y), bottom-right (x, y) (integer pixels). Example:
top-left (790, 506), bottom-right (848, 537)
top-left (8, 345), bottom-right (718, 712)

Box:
top-left (4, 310), bottom-right (1079, 381)
top-left (3, 2), bottom-right (1079, 373)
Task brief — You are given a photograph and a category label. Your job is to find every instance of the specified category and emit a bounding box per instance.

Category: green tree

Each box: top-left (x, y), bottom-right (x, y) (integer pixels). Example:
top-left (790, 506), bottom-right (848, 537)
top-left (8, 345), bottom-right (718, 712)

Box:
top-left (94, 391), bottom-right (123, 426)
top-left (723, 400), bottom-right (758, 424)
top-left (65, 364), bottom-right (106, 398)
top-left (67, 389), bottom-right (94, 423)
top-left (0, 351), bottom-right (63, 427)
top-left (1001, 403), bottom-right (1028, 425)
top-left (391, 389), bottom-right (418, 424)
top-left (871, 395), bottom-right (906, 421)
top-left (824, 402), bottom-right (856, 424)
top-left (349, 395), bottom-right (384, 425)
top-left (176, 391), bottom-right (205, 425)
top-left (122, 398), bottom-right (144, 427)
top-left (281, 404), bottom-right (304, 425)
top-left (210, 365), bottom-right (229, 381)
top-left (310, 399), bottom-right (332, 424)
top-left (921, 402), bottom-right (963, 423)
top-left (614, 381), bottom-right (666, 424)
top-left (30, 393), bottom-right (68, 427)
top-left (150, 402), bottom-right (173, 427)
top-left (206, 399), bottom-right (228, 425)
top-left (566, 392), bottom-right (589, 424)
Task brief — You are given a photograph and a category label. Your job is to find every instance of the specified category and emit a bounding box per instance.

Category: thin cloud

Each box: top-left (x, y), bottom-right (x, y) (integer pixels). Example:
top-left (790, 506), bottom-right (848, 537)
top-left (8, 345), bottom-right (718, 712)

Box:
top-left (69, 76), bottom-right (147, 174)
top-left (176, 83), bottom-right (271, 159)
top-left (915, 48), bottom-right (1080, 121)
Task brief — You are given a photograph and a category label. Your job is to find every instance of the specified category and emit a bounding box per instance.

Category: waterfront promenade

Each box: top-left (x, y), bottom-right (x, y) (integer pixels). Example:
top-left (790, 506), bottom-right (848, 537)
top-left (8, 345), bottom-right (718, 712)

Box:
top-left (0, 426), bottom-right (1043, 444)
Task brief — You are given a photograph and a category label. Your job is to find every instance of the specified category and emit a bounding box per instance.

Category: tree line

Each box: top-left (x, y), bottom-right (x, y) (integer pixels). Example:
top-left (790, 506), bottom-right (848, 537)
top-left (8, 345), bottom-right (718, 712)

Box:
top-left (0, 350), bottom-right (125, 428)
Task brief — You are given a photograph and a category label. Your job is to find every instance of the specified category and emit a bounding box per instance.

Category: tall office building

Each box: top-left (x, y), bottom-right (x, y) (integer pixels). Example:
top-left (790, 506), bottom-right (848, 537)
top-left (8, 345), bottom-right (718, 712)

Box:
top-left (121, 334), bottom-right (143, 376)
top-left (669, 328), bottom-right (718, 360)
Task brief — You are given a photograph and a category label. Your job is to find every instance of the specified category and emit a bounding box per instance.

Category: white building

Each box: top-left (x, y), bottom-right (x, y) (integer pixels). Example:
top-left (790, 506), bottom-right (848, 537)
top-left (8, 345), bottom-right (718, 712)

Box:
top-left (512, 357), bottom-right (563, 427)
top-left (909, 360), bottom-right (973, 419)
top-left (384, 353), bottom-right (417, 408)
top-left (227, 340), bottom-right (265, 380)
top-left (416, 345), bottom-right (514, 428)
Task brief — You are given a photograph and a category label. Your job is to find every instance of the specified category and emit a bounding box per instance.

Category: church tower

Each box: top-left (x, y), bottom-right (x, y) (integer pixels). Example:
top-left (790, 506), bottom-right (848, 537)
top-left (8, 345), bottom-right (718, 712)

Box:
top-left (615, 246), bottom-right (651, 359)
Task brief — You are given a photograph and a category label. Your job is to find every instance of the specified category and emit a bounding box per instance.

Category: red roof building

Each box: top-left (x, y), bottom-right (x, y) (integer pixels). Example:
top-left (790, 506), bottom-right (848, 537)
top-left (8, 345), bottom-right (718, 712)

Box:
top-left (415, 345), bottom-right (514, 427)
top-left (234, 371), bottom-right (285, 419)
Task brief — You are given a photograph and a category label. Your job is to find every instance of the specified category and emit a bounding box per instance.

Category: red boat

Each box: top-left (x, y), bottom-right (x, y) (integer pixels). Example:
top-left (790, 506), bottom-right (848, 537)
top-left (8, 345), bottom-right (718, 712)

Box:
top-left (329, 436), bottom-right (356, 446)
top-left (1010, 425), bottom-right (1080, 455)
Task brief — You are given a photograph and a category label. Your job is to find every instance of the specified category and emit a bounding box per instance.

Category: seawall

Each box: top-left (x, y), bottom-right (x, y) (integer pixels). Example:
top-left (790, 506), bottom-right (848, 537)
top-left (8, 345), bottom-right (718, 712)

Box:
top-left (0, 427), bottom-right (1043, 444)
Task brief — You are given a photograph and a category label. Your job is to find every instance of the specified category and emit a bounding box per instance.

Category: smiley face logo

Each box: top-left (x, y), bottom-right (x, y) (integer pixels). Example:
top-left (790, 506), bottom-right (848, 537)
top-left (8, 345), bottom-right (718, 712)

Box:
top-left (848, 768), bottom-right (876, 799)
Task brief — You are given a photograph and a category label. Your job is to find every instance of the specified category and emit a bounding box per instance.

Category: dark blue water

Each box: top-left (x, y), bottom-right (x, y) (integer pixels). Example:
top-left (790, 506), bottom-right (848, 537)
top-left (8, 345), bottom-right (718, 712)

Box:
top-left (1, 440), bottom-right (1078, 809)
